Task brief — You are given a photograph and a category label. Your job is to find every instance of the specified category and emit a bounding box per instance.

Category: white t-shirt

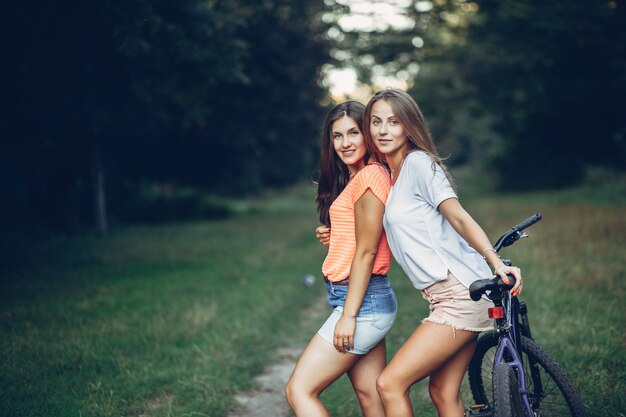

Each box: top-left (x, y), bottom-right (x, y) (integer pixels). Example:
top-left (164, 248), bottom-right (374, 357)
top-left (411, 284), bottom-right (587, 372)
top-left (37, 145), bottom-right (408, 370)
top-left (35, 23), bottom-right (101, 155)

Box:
top-left (383, 151), bottom-right (492, 290)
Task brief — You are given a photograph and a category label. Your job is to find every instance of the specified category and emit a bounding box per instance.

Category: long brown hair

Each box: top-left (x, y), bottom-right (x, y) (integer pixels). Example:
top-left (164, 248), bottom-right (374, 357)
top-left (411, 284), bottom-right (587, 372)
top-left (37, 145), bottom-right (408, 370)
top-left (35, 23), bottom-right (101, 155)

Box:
top-left (316, 101), bottom-right (367, 226)
top-left (363, 88), bottom-right (454, 187)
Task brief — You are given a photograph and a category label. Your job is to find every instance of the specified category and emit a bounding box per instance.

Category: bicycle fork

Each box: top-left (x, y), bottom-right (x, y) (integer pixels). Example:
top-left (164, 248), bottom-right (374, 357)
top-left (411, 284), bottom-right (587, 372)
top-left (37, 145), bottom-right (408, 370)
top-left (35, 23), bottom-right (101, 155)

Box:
top-left (494, 336), bottom-right (533, 417)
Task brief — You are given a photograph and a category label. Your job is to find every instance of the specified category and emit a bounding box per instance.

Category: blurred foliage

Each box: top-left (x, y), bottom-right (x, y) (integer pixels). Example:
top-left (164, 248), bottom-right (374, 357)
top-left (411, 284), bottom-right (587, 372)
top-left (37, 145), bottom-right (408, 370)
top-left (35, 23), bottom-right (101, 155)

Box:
top-left (116, 183), bottom-right (234, 223)
top-left (327, 0), bottom-right (626, 190)
top-left (457, 0), bottom-right (626, 189)
top-left (4, 0), bottom-right (625, 231)
top-left (2, 0), bottom-right (330, 230)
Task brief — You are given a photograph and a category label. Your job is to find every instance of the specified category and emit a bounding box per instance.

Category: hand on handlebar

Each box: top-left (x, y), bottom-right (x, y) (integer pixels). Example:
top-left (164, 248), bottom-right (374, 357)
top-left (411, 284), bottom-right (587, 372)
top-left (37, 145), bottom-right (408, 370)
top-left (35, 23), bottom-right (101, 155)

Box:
top-left (494, 265), bottom-right (523, 296)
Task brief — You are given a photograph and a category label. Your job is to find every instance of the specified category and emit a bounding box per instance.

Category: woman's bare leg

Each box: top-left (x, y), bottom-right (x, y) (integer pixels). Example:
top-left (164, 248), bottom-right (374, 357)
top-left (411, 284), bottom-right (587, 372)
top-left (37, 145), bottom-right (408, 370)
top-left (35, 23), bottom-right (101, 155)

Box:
top-left (286, 334), bottom-right (360, 417)
top-left (428, 340), bottom-right (476, 416)
top-left (347, 340), bottom-right (387, 417)
top-left (376, 322), bottom-right (476, 417)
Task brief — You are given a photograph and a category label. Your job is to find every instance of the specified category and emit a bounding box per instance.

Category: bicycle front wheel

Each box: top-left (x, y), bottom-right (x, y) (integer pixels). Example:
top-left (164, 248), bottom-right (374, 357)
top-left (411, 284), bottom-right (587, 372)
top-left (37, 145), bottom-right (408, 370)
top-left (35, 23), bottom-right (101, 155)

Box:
top-left (492, 363), bottom-right (524, 417)
top-left (468, 332), bottom-right (587, 417)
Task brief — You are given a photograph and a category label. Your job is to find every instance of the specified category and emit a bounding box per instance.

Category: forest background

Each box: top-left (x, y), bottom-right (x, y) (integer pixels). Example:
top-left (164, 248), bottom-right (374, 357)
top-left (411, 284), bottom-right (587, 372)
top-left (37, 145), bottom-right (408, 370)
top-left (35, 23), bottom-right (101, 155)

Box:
top-left (2, 0), bottom-right (624, 233)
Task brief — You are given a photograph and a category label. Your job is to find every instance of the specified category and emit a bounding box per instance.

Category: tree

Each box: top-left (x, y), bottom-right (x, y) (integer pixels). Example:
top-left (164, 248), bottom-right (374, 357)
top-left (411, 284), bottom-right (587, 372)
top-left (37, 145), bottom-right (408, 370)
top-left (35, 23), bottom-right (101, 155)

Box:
top-left (456, 0), bottom-right (626, 189)
top-left (323, 0), bottom-right (626, 190)
top-left (2, 0), bottom-right (331, 231)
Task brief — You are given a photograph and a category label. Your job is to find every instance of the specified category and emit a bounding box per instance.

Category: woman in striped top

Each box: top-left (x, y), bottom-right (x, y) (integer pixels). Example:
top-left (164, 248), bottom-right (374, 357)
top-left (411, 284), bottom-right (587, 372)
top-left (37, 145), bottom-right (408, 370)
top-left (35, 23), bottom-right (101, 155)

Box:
top-left (286, 101), bottom-right (398, 417)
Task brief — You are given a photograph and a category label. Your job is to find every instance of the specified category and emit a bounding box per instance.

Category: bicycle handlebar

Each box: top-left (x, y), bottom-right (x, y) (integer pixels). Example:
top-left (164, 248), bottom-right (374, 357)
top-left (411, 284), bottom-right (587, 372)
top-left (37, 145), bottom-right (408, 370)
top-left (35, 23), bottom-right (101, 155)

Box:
top-left (493, 213), bottom-right (542, 252)
top-left (513, 213), bottom-right (542, 232)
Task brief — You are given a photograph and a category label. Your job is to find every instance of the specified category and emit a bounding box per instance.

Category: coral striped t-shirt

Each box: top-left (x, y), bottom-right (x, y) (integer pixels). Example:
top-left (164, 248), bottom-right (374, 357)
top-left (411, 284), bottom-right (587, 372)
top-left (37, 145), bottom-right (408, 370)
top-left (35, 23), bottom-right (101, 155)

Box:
top-left (322, 163), bottom-right (392, 282)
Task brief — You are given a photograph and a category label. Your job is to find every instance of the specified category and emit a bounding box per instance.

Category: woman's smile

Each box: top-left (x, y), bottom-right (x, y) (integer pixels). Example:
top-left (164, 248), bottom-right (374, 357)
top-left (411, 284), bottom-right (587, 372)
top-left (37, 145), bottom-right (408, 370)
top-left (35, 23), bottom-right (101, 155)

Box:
top-left (332, 116), bottom-right (366, 171)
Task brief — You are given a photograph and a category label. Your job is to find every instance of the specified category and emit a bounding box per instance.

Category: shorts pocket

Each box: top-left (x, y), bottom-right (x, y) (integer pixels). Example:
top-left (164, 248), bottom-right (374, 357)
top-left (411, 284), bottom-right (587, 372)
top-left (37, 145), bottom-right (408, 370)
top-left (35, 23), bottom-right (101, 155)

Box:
top-left (326, 283), bottom-right (347, 309)
top-left (424, 288), bottom-right (454, 305)
top-left (371, 291), bottom-right (398, 330)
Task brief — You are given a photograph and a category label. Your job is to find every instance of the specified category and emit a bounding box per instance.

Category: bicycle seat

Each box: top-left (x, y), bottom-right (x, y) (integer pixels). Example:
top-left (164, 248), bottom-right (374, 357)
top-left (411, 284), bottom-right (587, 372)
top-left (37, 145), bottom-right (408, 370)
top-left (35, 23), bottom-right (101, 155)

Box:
top-left (469, 275), bottom-right (516, 301)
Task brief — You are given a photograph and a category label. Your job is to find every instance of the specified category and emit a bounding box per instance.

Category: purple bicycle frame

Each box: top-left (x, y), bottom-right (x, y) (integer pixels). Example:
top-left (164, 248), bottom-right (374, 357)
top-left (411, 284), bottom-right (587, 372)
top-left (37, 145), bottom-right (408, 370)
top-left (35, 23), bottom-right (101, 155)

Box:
top-left (493, 303), bottom-right (534, 417)
top-left (493, 334), bottom-right (533, 417)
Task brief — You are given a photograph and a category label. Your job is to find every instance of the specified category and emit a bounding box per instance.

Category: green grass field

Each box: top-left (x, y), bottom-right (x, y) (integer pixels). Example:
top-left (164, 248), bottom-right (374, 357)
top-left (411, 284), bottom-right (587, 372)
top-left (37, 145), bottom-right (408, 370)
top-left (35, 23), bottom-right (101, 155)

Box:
top-left (1, 179), bottom-right (624, 416)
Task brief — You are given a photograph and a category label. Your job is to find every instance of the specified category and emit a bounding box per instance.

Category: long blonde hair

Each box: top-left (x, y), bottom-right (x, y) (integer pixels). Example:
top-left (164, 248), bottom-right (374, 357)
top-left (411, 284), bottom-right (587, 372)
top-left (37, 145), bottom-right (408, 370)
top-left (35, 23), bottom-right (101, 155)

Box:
top-left (363, 88), bottom-right (454, 187)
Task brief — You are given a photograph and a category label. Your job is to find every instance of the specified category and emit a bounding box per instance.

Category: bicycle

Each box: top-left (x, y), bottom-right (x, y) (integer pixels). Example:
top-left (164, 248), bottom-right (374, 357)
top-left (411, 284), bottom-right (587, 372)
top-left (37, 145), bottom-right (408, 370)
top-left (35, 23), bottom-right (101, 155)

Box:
top-left (464, 213), bottom-right (587, 417)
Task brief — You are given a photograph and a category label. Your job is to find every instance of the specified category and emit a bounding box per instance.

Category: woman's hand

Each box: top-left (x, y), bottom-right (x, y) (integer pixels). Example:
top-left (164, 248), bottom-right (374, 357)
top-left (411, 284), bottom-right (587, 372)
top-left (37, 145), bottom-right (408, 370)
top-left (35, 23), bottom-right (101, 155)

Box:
top-left (495, 265), bottom-right (523, 296)
top-left (333, 314), bottom-right (356, 353)
top-left (315, 225), bottom-right (331, 247)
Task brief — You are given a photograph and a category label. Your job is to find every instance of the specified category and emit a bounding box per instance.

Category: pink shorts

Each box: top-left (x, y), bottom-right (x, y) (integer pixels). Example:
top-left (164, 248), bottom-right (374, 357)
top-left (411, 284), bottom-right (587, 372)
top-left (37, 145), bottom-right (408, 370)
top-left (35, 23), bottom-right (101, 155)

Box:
top-left (421, 272), bottom-right (493, 333)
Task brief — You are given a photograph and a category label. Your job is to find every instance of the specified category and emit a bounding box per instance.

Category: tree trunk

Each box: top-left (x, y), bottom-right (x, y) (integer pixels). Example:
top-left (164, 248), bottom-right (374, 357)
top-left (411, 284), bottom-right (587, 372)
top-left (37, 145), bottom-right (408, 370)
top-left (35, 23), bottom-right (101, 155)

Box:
top-left (92, 146), bottom-right (108, 234)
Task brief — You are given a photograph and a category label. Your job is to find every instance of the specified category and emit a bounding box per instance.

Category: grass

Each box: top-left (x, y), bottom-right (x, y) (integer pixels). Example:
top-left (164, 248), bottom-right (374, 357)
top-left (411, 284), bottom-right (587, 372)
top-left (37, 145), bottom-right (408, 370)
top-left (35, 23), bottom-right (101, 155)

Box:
top-left (0, 185), bottom-right (326, 417)
top-left (0, 179), bottom-right (624, 416)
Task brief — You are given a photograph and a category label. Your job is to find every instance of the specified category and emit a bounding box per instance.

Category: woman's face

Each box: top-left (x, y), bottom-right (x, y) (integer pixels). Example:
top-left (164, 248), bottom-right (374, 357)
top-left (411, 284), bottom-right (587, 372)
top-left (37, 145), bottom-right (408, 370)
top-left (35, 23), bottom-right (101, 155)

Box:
top-left (369, 99), bottom-right (408, 156)
top-left (332, 116), bottom-right (367, 172)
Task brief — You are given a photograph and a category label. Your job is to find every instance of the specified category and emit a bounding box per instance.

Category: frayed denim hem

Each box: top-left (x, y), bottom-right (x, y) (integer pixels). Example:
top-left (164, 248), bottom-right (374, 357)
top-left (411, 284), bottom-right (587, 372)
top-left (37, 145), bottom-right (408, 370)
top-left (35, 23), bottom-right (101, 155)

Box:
top-left (421, 317), bottom-right (492, 339)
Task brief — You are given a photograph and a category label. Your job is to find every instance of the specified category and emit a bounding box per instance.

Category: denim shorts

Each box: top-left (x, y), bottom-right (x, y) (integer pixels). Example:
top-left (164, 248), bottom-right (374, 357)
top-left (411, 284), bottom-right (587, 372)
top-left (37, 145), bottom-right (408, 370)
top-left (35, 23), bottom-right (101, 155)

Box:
top-left (317, 274), bottom-right (397, 355)
top-left (421, 272), bottom-right (493, 333)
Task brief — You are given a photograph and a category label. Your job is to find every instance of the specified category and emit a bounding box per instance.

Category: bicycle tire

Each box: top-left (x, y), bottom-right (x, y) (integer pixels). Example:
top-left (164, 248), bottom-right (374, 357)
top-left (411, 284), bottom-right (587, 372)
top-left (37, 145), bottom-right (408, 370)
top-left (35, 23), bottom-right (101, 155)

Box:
top-left (468, 331), bottom-right (587, 417)
top-left (492, 363), bottom-right (524, 417)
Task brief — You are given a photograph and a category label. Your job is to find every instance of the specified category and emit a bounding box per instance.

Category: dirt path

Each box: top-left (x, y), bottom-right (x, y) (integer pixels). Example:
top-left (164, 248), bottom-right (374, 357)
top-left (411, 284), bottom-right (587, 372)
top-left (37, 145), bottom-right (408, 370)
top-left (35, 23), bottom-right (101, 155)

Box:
top-left (227, 346), bottom-right (302, 417)
top-left (227, 292), bottom-right (327, 417)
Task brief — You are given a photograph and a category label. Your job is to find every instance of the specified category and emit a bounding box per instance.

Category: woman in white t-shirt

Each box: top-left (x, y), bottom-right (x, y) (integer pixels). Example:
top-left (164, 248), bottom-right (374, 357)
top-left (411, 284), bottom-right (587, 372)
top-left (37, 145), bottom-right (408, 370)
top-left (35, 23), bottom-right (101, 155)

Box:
top-left (363, 88), bottom-right (523, 417)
